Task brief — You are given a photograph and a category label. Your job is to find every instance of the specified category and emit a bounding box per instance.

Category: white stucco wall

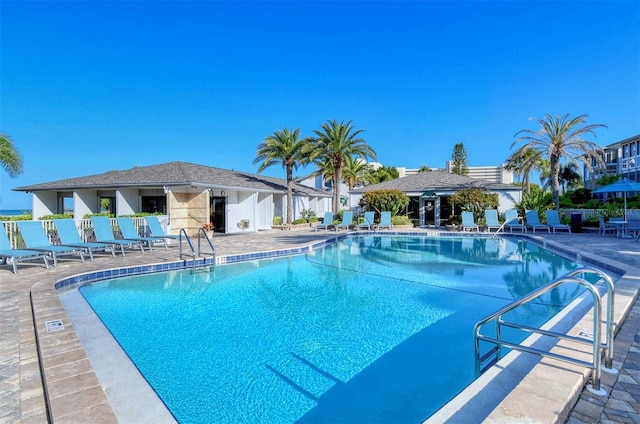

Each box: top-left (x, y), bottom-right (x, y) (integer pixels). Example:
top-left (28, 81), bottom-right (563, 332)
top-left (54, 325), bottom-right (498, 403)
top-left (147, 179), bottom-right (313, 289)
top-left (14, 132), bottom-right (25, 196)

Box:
top-left (32, 192), bottom-right (57, 219)
top-left (74, 190), bottom-right (98, 219)
top-left (116, 188), bottom-right (138, 216)
top-left (227, 191), bottom-right (255, 233)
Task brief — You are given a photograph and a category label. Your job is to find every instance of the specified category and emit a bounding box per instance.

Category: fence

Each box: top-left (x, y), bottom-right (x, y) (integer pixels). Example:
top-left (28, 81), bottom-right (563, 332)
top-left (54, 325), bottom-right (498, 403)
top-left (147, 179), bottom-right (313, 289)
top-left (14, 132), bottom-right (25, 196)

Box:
top-left (1, 216), bottom-right (170, 249)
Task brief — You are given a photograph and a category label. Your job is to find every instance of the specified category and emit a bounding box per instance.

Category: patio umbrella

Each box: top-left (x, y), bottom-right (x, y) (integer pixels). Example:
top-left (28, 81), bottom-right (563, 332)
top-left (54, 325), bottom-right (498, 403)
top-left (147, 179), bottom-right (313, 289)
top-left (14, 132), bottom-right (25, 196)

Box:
top-left (593, 178), bottom-right (640, 219)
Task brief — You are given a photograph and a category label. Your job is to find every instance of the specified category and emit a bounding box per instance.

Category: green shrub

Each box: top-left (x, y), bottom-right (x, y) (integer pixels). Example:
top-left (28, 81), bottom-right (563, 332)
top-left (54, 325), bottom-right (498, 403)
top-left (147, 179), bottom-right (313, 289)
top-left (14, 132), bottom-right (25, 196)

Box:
top-left (391, 215), bottom-right (412, 225)
top-left (38, 213), bottom-right (73, 220)
top-left (359, 189), bottom-right (409, 216)
top-left (273, 216), bottom-right (283, 225)
top-left (0, 214), bottom-right (33, 221)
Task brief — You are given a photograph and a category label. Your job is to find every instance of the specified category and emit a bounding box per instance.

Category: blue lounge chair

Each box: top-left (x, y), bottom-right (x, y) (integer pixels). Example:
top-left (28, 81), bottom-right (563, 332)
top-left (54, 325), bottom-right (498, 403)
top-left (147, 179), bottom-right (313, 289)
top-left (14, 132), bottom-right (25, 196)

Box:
top-left (53, 219), bottom-right (116, 261)
top-left (0, 225), bottom-right (50, 273)
top-left (461, 212), bottom-right (479, 232)
top-left (145, 216), bottom-right (180, 241)
top-left (90, 216), bottom-right (145, 255)
top-left (484, 209), bottom-right (501, 232)
top-left (525, 210), bottom-right (550, 234)
top-left (336, 211), bottom-right (354, 231)
top-left (504, 209), bottom-right (526, 233)
top-left (378, 211), bottom-right (393, 230)
top-left (117, 217), bottom-right (168, 251)
top-left (17, 221), bottom-right (85, 266)
top-left (315, 212), bottom-right (334, 232)
top-left (358, 211), bottom-right (375, 231)
top-left (544, 210), bottom-right (571, 234)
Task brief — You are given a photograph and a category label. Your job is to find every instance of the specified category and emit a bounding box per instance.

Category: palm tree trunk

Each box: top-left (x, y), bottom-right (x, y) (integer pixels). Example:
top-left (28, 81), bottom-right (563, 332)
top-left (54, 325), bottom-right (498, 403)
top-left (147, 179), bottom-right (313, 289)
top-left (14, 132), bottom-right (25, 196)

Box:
top-left (550, 156), bottom-right (561, 208)
top-left (286, 166), bottom-right (293, 225)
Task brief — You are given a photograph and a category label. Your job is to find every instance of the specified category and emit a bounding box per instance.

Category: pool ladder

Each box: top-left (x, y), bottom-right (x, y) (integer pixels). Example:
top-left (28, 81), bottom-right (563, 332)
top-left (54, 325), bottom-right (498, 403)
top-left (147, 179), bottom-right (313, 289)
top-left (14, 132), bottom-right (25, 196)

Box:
top-left (178, 228), bottom-right (216, 272)
top-left (474, 267), bottom-right (617, 395)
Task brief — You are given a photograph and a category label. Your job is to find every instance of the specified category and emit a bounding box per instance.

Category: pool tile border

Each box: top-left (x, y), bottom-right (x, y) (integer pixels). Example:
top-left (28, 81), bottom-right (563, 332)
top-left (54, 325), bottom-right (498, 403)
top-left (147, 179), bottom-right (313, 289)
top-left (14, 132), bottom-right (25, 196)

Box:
top-left (33, 230), bottom-right (637, 423)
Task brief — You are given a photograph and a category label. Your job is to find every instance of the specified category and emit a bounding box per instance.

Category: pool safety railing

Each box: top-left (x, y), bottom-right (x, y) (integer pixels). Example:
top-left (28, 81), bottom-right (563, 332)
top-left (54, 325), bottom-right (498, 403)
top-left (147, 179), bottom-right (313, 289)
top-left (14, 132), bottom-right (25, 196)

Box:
top-left (491, 220), bottom-right (508, 238)
top-left (474, 267), bottom-right (616, 395)
top-left (178, 228), bottom-right (216, 272)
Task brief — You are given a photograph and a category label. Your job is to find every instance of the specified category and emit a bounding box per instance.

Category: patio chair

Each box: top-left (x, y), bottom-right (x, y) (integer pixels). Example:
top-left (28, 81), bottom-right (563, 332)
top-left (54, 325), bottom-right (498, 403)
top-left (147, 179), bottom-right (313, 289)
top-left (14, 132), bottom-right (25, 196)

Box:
top-left (484, 209), bottom-right (501, 232)
top-left (378, 211), bottom-right (393, 230)
top-left (544, 210), bottom-right (571, 234)
top-left (117, 217), bottom-right (168, 251)
top-left (358, 211), bottom-right (375, 231)
top-left (53, 219), bottom-right (116, 261)
top-left (335, 211), bottom-right (354, 231)
top-left (0, 225), bottom-right (50, 274)
top-left (598, 218), bottom-right (617, 236)
top-left (315, 212), bottom-right (334, 232)
top-left (504, 209), bottom-right (527, 233)
top-left (16, 221), bottom-right (85, 266)
top-left (145, 216), bottom-right (180, 241)
top-left (628, 214), bottom-right (640, 241)
top-left (525, 210), bottom-right (550, 234)
top-left (90, 216), bottom-right (145, 255)
top-left (461, 212), bottom-right (479, 232)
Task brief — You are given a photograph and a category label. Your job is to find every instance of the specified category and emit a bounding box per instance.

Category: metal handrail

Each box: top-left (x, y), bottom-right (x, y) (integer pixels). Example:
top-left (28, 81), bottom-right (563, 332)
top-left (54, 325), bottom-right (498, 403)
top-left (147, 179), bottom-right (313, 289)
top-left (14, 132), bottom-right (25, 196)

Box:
top-left (178, 228), bottom-right (215, 272)
top-left (474, 267), bottom-right (616, 395)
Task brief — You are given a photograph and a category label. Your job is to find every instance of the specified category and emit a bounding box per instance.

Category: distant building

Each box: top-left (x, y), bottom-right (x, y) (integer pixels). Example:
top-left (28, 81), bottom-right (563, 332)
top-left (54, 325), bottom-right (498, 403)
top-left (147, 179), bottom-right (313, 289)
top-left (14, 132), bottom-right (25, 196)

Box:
top-left (397, 162), bottom-right (513, 184)
top-left (350, 171), bottom-right (521, 227)
top-left (584, 134), bottom-right (640, 189)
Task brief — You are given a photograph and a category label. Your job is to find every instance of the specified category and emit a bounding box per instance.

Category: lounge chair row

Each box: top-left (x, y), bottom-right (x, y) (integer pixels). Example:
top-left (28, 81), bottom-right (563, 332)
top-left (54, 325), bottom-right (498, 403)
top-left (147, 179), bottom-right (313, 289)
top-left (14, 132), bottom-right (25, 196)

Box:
top-left (0, 216), bottom-right (176, 274)
top-left (462, 209), bottom-right (571, 234)
top-left (315, 211), bottom-right (393, 232)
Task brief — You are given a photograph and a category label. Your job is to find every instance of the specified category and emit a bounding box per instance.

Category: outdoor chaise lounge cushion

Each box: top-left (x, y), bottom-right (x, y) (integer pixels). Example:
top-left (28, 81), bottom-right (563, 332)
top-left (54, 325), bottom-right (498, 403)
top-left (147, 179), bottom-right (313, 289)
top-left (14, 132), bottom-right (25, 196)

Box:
top-left (544, 210), bottom-right (571, 234)
top-left (378, 211), bottom-right (393, 230)
top-left (461, 212), bottom-right (479, 232)
top-left (358, 211), bottom-right (375, 231)
top-left (315, 212), bottom-right (334, 231)
top-left (16, 221), bottom-right (85, 266)
top-left (484, 209), bottom-right (501, 232)
top-left (0, 225), bottom-right (50, 273)
top-left (90, 216), bottom-right (145, 255)
top-left (525, 210), bottom-right (550, 234)
top-left (117, 217), bottom-right (168, 251)
top-left (336, 211), bottom-right (354, 231)
top-left (504, 209), bottom-right (526, 233)
top-left (53, 219), bottom-right (116, 261)
top-left (145, 216), bottom-right (180, 240)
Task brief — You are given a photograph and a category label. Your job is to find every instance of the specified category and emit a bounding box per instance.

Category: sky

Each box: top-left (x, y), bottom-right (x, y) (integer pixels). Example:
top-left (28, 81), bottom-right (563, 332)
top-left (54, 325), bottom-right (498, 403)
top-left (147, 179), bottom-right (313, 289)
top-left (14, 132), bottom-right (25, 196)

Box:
top-left (1, 1), bottom-right (639, 210)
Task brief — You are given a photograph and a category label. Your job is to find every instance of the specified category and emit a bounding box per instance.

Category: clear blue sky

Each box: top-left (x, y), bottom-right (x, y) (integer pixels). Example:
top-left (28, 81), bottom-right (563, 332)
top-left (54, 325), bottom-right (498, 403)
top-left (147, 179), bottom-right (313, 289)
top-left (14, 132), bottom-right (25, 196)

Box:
top-left (1, 1), bottom-right (639, 210)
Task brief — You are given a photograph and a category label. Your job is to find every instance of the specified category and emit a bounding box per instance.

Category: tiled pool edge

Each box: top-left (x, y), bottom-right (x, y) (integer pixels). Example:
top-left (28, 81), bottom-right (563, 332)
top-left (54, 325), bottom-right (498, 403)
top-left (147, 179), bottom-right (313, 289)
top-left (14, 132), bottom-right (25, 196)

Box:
top-left (30, 231), bottom-right (637, 423)
top-left (427, 233), bottom-right (640, 423)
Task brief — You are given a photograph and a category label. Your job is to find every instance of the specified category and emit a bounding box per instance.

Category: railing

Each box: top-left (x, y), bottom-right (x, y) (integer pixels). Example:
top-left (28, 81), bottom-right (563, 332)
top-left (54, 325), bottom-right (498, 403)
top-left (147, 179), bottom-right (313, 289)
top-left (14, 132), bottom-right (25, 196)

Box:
top-left (474, 267), bottom-right (616, 396)
top-left (1, 216), bottom-right (167, 249)
top-left (179, 228), bottom-right (215, 272)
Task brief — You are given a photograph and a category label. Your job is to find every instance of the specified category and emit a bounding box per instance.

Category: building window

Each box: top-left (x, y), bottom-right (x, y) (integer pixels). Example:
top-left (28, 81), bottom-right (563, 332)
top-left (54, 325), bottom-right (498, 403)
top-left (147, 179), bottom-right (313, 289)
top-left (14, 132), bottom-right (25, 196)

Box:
top-left (141, 196), bottom-right (167, 214)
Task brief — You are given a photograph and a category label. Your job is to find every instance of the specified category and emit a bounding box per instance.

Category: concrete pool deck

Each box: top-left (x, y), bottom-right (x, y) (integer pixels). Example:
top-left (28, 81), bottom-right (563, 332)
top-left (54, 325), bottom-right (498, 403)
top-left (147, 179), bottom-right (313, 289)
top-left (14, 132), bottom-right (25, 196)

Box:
top-left (1, 227), bottom-right (640, 423)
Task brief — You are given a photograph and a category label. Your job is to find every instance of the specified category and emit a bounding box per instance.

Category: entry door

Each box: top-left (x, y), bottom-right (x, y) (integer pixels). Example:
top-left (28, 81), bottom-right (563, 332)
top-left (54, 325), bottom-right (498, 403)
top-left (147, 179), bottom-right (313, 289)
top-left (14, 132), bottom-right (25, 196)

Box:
top-left (424, 198), bottom-right (436, 225)
top-left (211, 197), bottom-right (226, 233)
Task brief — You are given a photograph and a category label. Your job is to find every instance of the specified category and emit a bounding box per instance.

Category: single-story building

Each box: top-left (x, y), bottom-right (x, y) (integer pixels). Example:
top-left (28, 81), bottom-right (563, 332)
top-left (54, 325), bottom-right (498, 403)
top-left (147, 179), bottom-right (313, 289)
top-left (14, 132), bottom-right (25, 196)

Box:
top-left (349, 171), bottom-right (522, 226)
top-left (13, 161), bottom-right (332, 235)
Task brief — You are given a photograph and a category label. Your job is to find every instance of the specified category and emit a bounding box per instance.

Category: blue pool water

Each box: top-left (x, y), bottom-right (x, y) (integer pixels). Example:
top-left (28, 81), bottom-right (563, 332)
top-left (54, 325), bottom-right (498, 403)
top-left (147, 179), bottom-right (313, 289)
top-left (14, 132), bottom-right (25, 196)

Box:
top-left (79, 236), bottom-right (584, 423)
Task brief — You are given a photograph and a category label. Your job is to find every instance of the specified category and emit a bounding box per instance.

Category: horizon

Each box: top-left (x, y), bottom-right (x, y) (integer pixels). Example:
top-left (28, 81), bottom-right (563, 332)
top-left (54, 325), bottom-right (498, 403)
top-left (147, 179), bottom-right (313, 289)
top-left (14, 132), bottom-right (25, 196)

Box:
top-left (1, 1), bottom-right (638, 209)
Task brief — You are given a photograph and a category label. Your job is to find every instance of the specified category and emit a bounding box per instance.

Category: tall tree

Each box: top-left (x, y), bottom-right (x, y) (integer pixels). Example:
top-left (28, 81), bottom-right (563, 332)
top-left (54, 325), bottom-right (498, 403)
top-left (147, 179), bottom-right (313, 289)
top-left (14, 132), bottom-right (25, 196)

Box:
top-left (0, 132), bottom-right (23, 177)
top-left (451, 143), bottom-right (468, 175)
top-left (418, 165), bottom-right (431, 172)
top-left (342, 156), bottom-right (369, 190)
top-left (504, 146), bottom-right (542, 194)
top-left (558, 163), bottom-right (582, 194)
top-left (512, 114), bottom-right (606, 208)
top-left (253, 127), bottom-right (308, 225)
top-left (308, 119), bottom-right (377, 214)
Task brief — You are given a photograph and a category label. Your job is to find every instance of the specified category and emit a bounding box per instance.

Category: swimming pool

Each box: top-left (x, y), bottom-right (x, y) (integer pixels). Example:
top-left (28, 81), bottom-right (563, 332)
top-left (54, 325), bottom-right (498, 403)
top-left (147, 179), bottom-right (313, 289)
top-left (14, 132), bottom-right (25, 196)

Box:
top-left (78, 236), bottom-right (585, 423)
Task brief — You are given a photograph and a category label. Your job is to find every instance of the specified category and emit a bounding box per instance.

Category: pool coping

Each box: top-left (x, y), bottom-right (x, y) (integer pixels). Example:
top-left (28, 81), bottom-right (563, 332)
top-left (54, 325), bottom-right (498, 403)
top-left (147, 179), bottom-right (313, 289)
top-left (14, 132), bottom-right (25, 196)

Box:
top-left (30, 231), bottom-right (638, 423)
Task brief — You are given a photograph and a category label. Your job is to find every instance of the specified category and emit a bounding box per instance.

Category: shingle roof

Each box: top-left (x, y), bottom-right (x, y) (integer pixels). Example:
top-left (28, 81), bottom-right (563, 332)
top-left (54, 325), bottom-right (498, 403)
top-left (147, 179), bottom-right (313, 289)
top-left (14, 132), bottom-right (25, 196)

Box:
top-left (13, 161), bottom-right (330, 197)
top-left (350, 171), bottom-right (518, 193)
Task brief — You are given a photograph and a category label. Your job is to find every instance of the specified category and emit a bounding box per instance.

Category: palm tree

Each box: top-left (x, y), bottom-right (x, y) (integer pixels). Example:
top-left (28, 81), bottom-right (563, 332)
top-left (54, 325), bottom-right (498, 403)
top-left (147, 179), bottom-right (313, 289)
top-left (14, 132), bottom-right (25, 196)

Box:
top-left (342, 156), bottom-right (369, 190)
top-left (504, 146), bottom-right (542, 194)
top-left (0, 132), bottom-right (23, 177)
top-left (512, 114), bottom-right (606, 208)
top-left (308, 119), bottom-right (377, 214)
top-left (558, 163), bottom-right (582, 194)
top-left (253, 127), bottom-right (308, 225)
